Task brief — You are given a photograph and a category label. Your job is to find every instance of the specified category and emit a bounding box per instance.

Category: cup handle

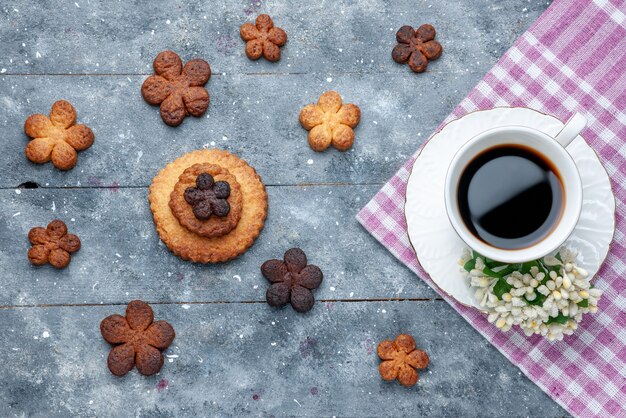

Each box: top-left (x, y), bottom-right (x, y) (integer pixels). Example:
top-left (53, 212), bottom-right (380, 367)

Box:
top-left (554, 113), bottom-right (587, 147)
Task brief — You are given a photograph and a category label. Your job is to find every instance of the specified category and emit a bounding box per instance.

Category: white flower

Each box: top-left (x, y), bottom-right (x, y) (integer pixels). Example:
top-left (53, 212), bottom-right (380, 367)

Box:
top-left (475, 257), bottom-right (485, 270)
top-left (562, 276), bottom-right (571, 289)
top-left (543, 255), bottom-right (561, 266)
top-left (537, 285), bottom-right (550, 296)
top-left (463, 248), bottom-right (601, 339)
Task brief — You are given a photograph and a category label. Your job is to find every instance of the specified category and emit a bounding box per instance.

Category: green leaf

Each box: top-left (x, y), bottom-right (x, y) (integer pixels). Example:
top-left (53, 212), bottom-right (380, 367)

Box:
top-left (547, 314), bottom-right (570, 325)
top-left (485, 259), bottom-right (507, 269)
top-left (497, 265), bottom-right (517, 278)
top-left (535, 261), bottom-right (548, 276)
top-left (544, 263), bottom-right (562, 274)
top-left (520, 261), bottom-right (538, 274)
top-left (577, 299), bottom-right (589, 308)
top-left (493, 278), bottom-right (512, 299)
top-left (555, 252), bottom-right (563, 262)
top-left (482, 267), bottom-right (502, 278)
top-left (469, 251), bottom-right (507, 269)
top-left (463, 259), bottom-right (476, 272)
top-left (526, 292), bottom-right (547, 306)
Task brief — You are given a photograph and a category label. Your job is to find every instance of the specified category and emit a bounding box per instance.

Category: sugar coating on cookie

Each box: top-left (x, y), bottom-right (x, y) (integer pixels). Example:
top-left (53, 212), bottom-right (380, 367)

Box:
top-left (150, 149), bottom-right (267, 263)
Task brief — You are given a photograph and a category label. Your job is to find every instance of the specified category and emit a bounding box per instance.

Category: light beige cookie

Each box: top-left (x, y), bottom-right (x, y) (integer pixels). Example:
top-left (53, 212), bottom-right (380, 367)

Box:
top-left (169, 163), bottom-right (243, 238)
top-left (299, 91), bottom-right (361, 152)
top-left (149, 149), bottom-right (268, 263)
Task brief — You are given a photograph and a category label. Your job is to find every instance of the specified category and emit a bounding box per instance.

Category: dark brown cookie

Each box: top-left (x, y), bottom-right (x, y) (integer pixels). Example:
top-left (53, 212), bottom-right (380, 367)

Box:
top-left (100, 300), bottom-right (175, 377)
top-left (261, 248), bottom-right (323, 313)
top-left (391, 24), bottom-right (442, 73)
top-left (184, 173), bottom-right (231, 219)
top-left (378, 334), bottom-right (429, 387)
top-left (141, 50), bottom-right (211, 126)
top-left (240, 14), bottom-right (287, 62)
top-left (28, 220), bottom-right (81, 268)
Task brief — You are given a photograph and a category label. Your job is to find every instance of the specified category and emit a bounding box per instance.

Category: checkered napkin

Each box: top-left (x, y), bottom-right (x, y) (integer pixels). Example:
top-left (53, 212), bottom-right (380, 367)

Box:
top-left (357, 1), bottom-right (626, 416)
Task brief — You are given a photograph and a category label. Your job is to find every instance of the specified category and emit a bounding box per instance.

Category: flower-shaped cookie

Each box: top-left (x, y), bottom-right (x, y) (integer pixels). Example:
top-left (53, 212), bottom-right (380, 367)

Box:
top-left (24, 100), bottom-right (94, 170)
top-left (184, 172), bottom-right (231, 220)
top-left (261, 248), bottom-right (323, 313)
top-left (100, 300), bottom-right (176, 376)
top-left (392, 24), bottom-right (442, 73)
top-left (169, 163), bottom-right (243, 238)
top-left (299, 91), bottom-right (361, 152)
top-left (378, 334), bottom-right (429, 387)
top-left (28, 220), bottom-right (81, 269)
top-left (141, 50), bottom-right (212, 127)
top-left (240, 14), bottom-right (287, 62)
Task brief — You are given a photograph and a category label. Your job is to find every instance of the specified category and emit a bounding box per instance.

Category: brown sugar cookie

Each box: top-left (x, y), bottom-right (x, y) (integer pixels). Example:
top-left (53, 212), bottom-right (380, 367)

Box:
top-left (240, 14), bottom-right (287, 62)
top-left (24, 100), bottom-right (94, 170)
top-left (100, 300), bottom-right (175, 376)
top-left (169, 163), bottom-right (243, 238)
top-left (28, 220), bottom-right (81, 268)
top-left (141, 50), bottom-right (211, 127)
top-left (377, 334), bottom-right (429, 387)
top-left (299, 91), bottom-right (361, 152)
top-left (149, 149), bottom-right (267, 263)
top-left (392, 24), bottom-right (442, 73)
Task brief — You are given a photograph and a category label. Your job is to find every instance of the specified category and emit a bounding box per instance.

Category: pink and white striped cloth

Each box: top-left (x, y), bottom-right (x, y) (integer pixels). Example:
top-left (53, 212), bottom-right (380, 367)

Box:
top-left (357, 1), bottom-right (626, 416)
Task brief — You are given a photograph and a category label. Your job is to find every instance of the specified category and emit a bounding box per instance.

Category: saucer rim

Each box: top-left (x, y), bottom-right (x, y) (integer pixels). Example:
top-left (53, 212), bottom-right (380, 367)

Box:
top-left (403, 106), bottom-right (616, 312)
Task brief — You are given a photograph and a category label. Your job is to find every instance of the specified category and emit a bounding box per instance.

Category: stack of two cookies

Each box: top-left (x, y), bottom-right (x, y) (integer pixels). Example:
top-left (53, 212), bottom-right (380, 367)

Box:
top-left (149, 149), bottom-right (268, 263)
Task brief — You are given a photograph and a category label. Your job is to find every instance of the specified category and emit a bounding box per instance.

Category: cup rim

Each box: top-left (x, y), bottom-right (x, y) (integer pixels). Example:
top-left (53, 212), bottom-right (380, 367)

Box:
top-left (444, 125), bottom-right (583, 263)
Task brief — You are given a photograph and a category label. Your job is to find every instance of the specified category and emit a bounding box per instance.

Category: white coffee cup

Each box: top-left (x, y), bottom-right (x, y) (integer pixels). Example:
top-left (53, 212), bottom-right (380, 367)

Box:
top-left (444, 113), bottom-right (587, 263)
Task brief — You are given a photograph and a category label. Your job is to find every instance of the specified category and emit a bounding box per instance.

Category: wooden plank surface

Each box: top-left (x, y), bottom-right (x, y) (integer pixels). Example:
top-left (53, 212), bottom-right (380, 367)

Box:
top-left (0, 302), bottom-right (566, 417)
top-left (0, 73), bottom-right (471, 187)
top-left (1, 186), bottom-right (438, 306)
top-left (1, 0), bottom-right (545, 75)
top-left (0, 0), bottom-right (567, 416)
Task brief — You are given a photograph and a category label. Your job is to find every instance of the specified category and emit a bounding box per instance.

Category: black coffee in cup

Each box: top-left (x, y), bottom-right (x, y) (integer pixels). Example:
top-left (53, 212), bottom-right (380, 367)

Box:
top-left (456, 144), bottom-right (564, 250)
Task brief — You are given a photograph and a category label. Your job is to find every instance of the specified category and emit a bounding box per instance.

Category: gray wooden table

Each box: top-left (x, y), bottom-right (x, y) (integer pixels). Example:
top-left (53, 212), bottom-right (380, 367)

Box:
top-left (0, 1), bottom-right (569, 416)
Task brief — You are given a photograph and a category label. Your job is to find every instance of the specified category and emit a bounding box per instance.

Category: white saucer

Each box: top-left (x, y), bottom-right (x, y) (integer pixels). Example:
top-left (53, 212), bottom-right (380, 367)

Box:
top-left (405, 107), bottom-right (616, 309)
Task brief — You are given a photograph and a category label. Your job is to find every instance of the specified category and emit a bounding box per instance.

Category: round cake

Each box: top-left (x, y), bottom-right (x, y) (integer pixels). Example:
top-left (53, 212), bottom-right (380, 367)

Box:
top-left (149, 149), bottom-right (268, 263)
